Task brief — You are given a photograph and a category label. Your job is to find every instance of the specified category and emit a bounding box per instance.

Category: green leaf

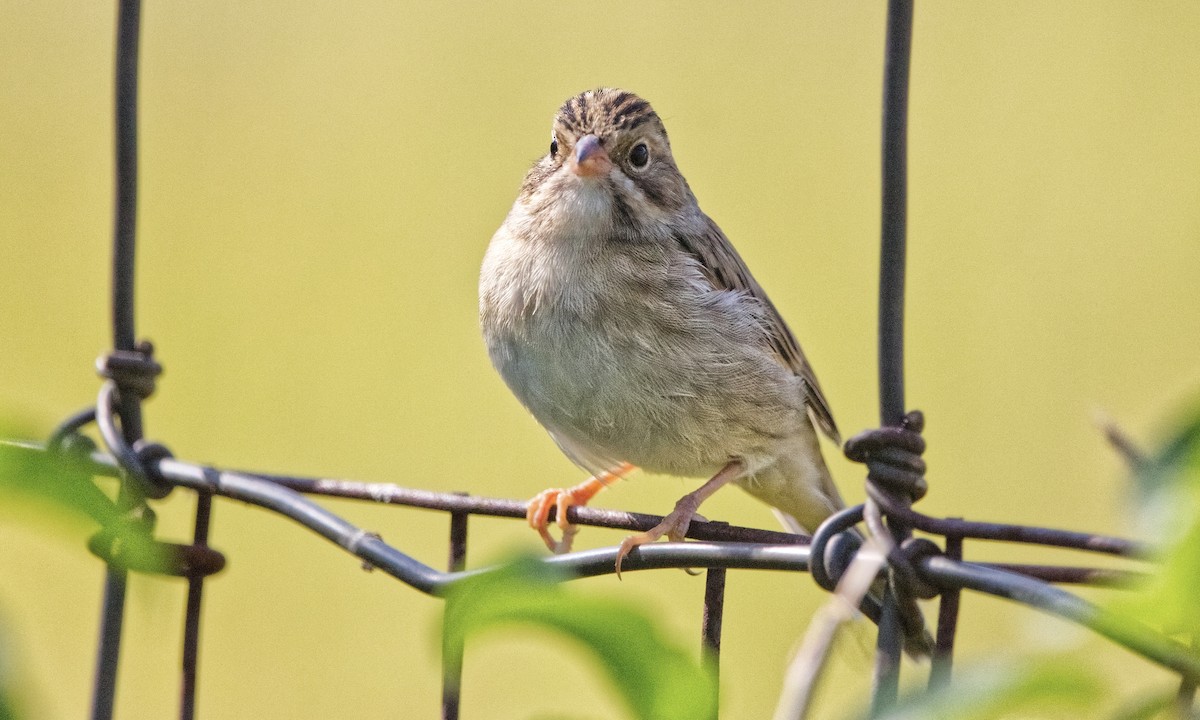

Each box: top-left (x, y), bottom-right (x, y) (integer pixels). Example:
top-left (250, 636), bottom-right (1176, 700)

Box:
top-left (870, 658), bottom-right (1104, 720)
top-left (1108, 691), bottom-right (1176, 720)
top-left (0, 601), bottom-right (25, 720)
top-left (443, 557), bottom-right (717, 720)
top-left (1112, 404), bottom-right (1200, 638)
top-left (0, 440), bottom-right (114, 524)
top-left (0, 439), bottom-right (170, 574)
top-left (1127, 408), bottom-right (1200, 540)
top-left (0, 694), bottom-right (18, 720)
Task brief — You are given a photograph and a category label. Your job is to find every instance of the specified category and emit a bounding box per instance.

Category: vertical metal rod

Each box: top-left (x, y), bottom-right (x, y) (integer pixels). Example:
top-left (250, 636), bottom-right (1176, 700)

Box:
top-left (869, 589), bottom-right (903, 717)
top-left (871, 0), bottom-right (915, 708)
top-left (878, 0), bottom-right (913, 430)
top-left (442, 506), bottom-right (469, 720)
top-left (111, 0), bottom-right (145, 440)
top-left (91, 568), bottom-right (128, 720)
top-left (92, 3), bottom-right (144, 718)
top-left (701, 567), bottom-right (727, 720)
top-left (929, 534), bottom-right (963, 690)
top-left (112, 0), bottom-right (140, 352)
top-left (180, 494), bottom-right (214, 720)
top-left (447, 510), bottom-right (468, 573)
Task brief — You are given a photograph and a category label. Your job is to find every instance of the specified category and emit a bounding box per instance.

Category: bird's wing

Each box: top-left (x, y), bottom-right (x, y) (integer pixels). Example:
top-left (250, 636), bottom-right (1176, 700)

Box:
top-left (675, 215), bottom-right (841, 444)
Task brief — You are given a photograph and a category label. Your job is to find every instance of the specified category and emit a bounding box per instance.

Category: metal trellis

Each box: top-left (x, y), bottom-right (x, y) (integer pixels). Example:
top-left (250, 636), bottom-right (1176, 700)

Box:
top-left (7, 1), bottom-right (1197, 719)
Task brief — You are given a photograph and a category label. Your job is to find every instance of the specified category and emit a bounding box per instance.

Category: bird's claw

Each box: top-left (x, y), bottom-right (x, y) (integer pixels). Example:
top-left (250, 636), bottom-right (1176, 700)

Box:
top-left (525, 465), bottom-right (634, 554)
top-left (526, 487), bottom-right (582, 553)
top-left (614, 504), bottom-right (697, 578)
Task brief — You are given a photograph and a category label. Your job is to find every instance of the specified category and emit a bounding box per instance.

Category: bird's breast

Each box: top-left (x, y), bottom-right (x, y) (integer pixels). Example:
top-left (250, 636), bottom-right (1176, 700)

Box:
top-left (481, 227), bottom-right (803, 476)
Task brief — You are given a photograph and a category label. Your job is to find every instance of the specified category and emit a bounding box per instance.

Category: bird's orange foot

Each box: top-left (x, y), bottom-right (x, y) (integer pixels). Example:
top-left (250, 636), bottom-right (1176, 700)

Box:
top-left (614, 460), bottom-right (744, 578)
top-left (525, 486), bottom-right (583, 553)
top-left (614, 502), bottom-right (701, 578)
top-left (525, 463), bottom-right (634, 554)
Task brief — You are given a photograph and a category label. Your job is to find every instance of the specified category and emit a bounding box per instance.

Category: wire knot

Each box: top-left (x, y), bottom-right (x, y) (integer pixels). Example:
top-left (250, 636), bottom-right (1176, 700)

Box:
top-left (844, 410), bottom-right (936, 656)
top-left (843, 410), bottom-right (927, 504)
top-left (895, 537), bottom-right (942, 600)
top-left (133, 440), bottom-right (175, 495)
top-left (96, 341), bottom-right (162, 400)
top-left (94, 346), bottom-right (174, 499)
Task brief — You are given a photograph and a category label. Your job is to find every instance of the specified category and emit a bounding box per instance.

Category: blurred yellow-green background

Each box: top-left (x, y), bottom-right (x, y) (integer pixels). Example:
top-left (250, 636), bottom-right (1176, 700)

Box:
top-left (2, 2), bottom-right (1199, 718)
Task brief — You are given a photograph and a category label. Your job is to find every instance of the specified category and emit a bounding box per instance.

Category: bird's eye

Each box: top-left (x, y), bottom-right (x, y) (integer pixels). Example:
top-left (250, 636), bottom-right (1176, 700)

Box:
top-left (550, 136), bottom-right (559, 156)
top-left (629, 142), bottom-right (650, 169)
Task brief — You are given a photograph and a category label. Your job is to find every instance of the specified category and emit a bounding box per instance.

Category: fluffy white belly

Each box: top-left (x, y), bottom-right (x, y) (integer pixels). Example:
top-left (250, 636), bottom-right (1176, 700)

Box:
top-left (486, 298), bottom-right (804, 478)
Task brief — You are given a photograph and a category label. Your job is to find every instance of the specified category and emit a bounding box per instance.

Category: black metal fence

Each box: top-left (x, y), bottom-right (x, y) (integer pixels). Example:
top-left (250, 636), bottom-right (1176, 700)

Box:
top-left (8, 1), bottom-right (1196, 719)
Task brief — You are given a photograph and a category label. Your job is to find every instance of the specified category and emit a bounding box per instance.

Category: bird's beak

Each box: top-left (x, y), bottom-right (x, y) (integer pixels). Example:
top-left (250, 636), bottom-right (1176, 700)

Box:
top-left (570, 134), bottom-right (612, 178)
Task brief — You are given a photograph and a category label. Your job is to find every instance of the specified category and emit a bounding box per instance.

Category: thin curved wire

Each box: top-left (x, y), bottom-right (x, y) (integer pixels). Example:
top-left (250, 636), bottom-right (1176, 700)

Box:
top-left (141, 451), bottom-right (1200, 678)
top-left (19, 440), bottom-right (1141, 586)
top-left (918, 556), bottom-right (1200, 680)
top-left (156, 458), bottom-right (814, 594)
top-left (95, 383), bottom-right (147, 490)
top-left (47, 407), bottom-right (98, 450)
top-left (244, 470), bottom-right (808, 546)
top-left (2, 437), bottom-right (1181, 686)
top-left (870, 491), bottom-right (1146, 557)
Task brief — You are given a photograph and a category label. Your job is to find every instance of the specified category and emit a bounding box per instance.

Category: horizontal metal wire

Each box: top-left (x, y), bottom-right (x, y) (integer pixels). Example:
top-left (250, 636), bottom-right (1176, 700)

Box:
top-left (243, 470), bottom-right (809, 546)
top-left (137, 451), bottom-right (1200, 677)
top-left (11, 440), bottom-right (1151, 591)
top-left (9, 438), bottom-right (1191, 690)
top-left (919, 555), bottom-right (1200, 679)
top-left (39, 440), bottom-right (1148, 583)
top-left (874, 494), bottom-right (1148, 557)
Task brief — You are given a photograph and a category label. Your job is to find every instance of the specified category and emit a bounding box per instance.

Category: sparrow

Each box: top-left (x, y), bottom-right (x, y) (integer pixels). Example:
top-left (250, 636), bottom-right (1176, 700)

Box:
top-left (479, 88), bottom-right (845, 570)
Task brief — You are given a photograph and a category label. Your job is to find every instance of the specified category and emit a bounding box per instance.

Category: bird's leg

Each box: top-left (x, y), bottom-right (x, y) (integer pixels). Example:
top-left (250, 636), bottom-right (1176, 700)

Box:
top-left (615, 460), bottom-right (744, 577)
top-left (526, 463), bottom-right (635, 554)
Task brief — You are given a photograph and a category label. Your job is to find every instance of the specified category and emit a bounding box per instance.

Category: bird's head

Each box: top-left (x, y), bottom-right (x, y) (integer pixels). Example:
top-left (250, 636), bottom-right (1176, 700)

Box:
top-left (518, 89), bottom-right (696, 233)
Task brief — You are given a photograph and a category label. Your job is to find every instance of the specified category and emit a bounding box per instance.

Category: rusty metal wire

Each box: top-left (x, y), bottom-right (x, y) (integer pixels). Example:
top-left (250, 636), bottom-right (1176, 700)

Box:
top-left (245, 470), bottom-right (808, 545)
top-left (10, 2), bottom-right (1196, 719)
